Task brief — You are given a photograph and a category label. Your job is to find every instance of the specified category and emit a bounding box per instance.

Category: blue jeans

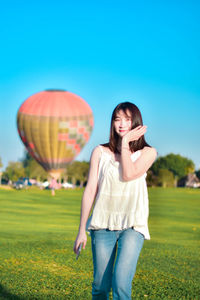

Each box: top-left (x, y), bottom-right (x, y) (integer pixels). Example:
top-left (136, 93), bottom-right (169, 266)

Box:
top-left (91, 228), bottom-right (144, 300)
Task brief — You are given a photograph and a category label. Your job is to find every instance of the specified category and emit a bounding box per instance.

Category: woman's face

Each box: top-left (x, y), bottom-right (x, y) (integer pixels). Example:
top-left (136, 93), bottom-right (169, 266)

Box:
top-left (113, 110), bottom-right (132, 137)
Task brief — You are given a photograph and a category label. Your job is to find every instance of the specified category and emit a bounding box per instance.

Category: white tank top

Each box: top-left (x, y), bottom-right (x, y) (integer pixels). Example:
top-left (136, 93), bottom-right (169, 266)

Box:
top-left (87, 145), bottom-right (150, 240)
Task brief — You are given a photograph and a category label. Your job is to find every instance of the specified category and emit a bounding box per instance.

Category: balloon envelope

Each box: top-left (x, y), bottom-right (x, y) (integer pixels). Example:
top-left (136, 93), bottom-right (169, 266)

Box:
top-left (17, 90), bottom-right (94, 179)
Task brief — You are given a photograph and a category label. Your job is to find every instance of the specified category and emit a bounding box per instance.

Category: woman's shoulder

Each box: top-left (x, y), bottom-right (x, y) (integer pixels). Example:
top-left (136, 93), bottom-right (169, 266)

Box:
top-left (100, 143), bottom-right (110, 150)
top-left (91, 144), bottom-right (113, 161)
top-left (89, 146), bottom-right (102, 167)
top-left (91, 145), bottom-right (102, 156)
top-left (93, 144), bottom-right (111, 154)
top-left (91, 144), bottom-right (108, 157)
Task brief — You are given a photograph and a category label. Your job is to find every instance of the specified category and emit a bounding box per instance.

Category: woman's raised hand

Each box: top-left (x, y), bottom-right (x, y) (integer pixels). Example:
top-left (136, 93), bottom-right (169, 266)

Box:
top-left (122, 125), bottom-right (147, 145)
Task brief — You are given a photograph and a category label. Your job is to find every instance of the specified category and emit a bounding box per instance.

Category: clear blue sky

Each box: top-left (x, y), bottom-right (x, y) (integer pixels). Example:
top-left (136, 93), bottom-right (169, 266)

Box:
top-left (0, 0), bottom-right (200, 171)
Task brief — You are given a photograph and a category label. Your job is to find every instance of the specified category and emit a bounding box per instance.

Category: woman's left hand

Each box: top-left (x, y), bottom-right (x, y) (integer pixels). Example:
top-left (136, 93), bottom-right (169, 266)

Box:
top-left (122, 125), bottom-right (147, 145)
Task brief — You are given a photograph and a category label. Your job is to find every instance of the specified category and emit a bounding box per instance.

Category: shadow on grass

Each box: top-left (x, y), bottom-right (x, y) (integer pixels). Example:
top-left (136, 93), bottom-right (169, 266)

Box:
top-left (0, 284), bottom-right (24, 300)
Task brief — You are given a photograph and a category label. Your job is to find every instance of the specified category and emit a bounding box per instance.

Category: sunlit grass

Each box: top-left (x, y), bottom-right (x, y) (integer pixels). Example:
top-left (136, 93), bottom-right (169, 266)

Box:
top-left (0, 187), bottom-right (199, 299)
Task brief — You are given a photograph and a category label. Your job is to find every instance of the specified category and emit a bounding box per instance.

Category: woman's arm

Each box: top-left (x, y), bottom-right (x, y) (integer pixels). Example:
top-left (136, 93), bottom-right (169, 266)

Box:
top-left (73, 146), bottom-right (101, 254)
top-left (121, 126), bottom-right (157, 181)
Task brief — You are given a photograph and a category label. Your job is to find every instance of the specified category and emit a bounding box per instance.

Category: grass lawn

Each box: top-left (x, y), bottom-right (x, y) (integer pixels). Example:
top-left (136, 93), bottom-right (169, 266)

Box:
top-left (0, 187), bottom-right (199, 299)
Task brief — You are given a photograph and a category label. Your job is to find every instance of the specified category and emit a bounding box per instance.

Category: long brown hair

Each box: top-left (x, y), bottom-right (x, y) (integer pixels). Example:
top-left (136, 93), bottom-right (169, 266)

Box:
top-left (103, 102), bottom-right (151, 153)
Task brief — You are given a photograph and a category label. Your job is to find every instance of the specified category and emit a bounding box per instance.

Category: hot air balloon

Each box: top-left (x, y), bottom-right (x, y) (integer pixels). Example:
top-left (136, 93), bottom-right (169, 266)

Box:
top-left (17, 90), bottom-right (94, 180)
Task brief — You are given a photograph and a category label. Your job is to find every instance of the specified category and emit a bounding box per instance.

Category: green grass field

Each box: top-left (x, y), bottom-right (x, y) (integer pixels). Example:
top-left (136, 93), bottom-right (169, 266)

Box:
top-left (0, 187), bottom-right (199, 299)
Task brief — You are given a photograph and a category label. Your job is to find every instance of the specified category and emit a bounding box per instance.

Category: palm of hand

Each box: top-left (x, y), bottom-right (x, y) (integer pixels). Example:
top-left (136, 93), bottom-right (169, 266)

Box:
top-left (123, 125), bottom-right (147, 143)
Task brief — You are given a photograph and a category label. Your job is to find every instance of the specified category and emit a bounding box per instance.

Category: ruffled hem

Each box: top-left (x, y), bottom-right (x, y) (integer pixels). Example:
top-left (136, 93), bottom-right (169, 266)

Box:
top-left (86, 211), bottom-right (150, 240)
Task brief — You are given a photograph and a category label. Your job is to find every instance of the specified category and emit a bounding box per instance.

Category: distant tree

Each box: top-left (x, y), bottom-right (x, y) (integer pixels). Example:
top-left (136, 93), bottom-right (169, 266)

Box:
top-left (157, 169), bottom-right (175, 188)
top-left (0, 157), bottom-right (3, 184)
top-left (3, 161), bottom-right (25, 183)
top-left (146, 170), bottom-right (159, 187)
top-left (151, 154), bottom-right (195, 180)
top-left (66, 161), bottom-right (89, 187)
top-left (26, 159), bottom-right (47, 181)
top-left (195, 170), bottom-right (200, 180)
top-left (21, 151), bottom-right (32, 169)
top-left (21, 151), bottom-right (47, 181)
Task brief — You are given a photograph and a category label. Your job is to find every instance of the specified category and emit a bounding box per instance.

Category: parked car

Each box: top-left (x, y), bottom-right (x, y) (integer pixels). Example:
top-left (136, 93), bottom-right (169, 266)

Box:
top-left (13, 180), bottom-right (25, 190)
top-left (62, 182), bottom-right (75, 189)
top-left (22, 177), bottom-right (32, 186)
top-left (13, 177), bottom-right (32, 189)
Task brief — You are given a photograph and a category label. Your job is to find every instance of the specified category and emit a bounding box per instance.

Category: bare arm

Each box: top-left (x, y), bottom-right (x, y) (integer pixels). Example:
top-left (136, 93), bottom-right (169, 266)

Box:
top-left (73, 146), bottom-right (101, 253)
top-left (121, 126), bottom-right (157, 181)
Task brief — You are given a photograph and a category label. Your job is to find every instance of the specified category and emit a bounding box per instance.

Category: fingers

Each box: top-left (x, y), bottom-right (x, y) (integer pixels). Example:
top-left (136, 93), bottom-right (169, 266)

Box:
top-left (73, 242), bottom-right (77, 254)
top-left (82, 239), bottom-right (87, 249)
top-left (131, 126), bottom-right (147, 135)
top-left (135, 125), bottom-right (147, 131)
top-left (73, 237), bottom-right (87, 254)
top-left (73, 239), bottom-right (80, 254)
top-left (74, 242), bottom-right (80, 254)
top-left (134, 125), bottom-right (147, 136)
top-left (123, 125), bottom-right (147, 143)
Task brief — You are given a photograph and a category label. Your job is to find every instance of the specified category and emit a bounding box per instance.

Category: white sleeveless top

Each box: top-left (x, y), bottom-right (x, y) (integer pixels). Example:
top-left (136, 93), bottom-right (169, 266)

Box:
top-left (87, 145), bottom-right (150, 240)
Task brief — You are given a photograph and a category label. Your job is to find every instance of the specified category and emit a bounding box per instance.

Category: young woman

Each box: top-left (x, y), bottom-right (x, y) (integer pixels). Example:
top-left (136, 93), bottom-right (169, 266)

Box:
top-left (74, 102), bottom-right (157, 299)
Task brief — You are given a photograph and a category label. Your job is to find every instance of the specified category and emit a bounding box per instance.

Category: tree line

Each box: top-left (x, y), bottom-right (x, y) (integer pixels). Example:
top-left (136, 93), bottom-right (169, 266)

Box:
top-left (1, 152), bottom-right (90, 187)
top-left (0, 152), bottom-right (199, 187)
top-left (147, 153), bottom-right (198, 187)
